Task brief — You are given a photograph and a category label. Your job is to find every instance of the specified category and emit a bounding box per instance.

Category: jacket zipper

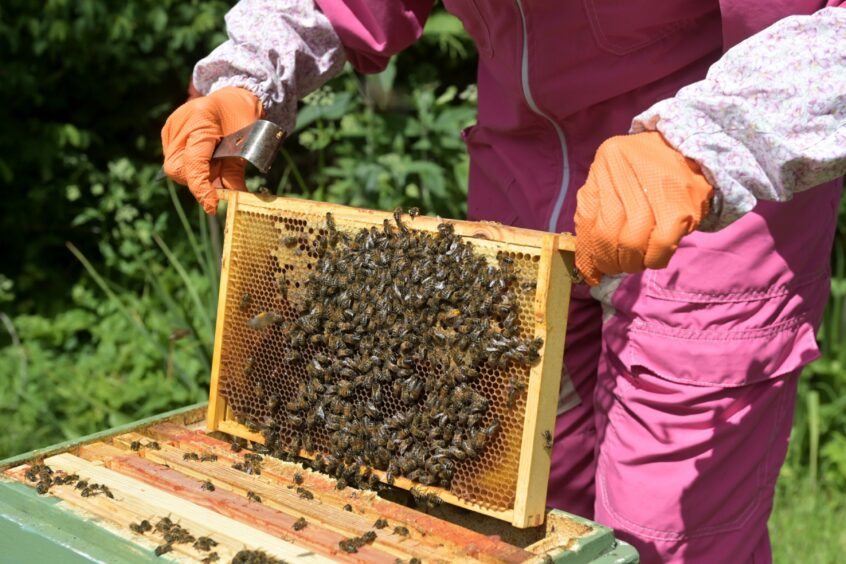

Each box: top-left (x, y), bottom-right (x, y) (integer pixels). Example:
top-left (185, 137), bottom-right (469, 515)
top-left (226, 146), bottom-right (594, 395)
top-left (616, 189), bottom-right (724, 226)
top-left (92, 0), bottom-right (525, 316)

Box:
top-left (515, 0), bottom-right (570, 232)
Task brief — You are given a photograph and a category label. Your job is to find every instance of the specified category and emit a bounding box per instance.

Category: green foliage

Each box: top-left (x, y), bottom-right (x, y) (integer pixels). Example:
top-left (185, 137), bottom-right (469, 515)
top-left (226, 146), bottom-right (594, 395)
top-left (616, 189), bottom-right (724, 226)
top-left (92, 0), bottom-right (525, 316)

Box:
top-left (771, 479), bottom-right (846, 563)
top-left (286, 62), bottom-right (476, 217)
top-left (0, 0), bottom-right (233, 312)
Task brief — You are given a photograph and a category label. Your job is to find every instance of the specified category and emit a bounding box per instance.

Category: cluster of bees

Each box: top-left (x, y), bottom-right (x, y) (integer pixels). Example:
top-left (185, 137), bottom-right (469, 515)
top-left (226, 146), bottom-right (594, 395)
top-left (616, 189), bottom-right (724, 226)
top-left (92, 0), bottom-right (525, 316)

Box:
top-left (231, 549), bottom-right (286, 564)
top-left (130, 516), bottom-right (220, 561)
top-left (130, 440), bottom-right (161, 451)
top-left (183, 451), bottom-right (218, 462)
top-left (25, 463), bottom-right (113, 498)
top-left (228, 208), bottom-right (543, 497)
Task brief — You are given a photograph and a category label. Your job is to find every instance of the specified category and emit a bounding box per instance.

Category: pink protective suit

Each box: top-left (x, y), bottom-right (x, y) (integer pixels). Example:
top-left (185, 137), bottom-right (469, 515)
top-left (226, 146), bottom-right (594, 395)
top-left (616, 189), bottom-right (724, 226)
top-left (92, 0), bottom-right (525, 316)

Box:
top-left (192, 1), bottom-right (846, 561)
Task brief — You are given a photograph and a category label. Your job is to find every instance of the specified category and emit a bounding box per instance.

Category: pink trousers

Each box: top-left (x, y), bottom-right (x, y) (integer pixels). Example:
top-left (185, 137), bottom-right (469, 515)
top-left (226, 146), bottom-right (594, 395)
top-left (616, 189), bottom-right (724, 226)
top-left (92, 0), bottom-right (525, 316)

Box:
top-left (547, 287), bottom-right (801, 564)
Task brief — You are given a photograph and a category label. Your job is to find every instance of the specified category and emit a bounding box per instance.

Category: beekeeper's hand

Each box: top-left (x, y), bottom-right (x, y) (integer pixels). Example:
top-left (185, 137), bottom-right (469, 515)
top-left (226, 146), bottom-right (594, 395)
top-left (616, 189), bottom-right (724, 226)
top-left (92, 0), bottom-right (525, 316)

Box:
top-left (574, 132), bottom-right (713, 286)
top-left (161, 87), bottom-right (263, 214)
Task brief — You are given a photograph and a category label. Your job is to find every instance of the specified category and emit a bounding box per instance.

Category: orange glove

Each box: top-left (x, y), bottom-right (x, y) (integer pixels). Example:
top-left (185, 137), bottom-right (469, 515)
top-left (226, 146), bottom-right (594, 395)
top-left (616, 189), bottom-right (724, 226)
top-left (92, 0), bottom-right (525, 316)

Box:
top-left (574, 131), bottom-right (713, 286)
top-left (161, 87), bottom-right (263, 214)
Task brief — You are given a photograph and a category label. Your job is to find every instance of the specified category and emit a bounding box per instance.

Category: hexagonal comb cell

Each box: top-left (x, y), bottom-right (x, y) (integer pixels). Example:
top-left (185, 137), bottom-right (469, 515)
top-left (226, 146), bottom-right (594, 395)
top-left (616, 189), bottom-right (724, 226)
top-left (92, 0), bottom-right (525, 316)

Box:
top-left (212, 197), bottom-right (563, 520)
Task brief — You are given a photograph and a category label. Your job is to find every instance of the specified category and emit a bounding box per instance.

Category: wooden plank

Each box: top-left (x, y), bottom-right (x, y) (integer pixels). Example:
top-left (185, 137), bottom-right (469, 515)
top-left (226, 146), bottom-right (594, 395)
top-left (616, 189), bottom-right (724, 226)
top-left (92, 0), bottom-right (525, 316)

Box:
top-left (232, 192), bottom-right (551, 251)
top-left (0, 479), bottom-right (160, 564)
top-left (40, 452), bottom-right (340, 564)
top-left (6, 462), bottom-right (268, 563)
top-left (143, 423), bottom-right (533, 563)
top-left (105, 434), bottom-right (445, 561)
top-left (557, 233), bottom-right (576, 253)
top-left (0, 403), bottom-right (206, 471)
top-left (207, 190), bottom-right (240, 434)
top-left (513, 235), bottom-right (570, 528)
top-left (75, 444), bottom-right (398, 563)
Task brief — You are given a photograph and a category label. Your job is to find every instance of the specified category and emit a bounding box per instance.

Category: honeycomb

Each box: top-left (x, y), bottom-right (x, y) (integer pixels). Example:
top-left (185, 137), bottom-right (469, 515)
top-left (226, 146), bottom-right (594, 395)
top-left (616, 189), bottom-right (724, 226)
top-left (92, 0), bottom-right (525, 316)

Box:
top-left (214, 198), bottom-right (549, 515)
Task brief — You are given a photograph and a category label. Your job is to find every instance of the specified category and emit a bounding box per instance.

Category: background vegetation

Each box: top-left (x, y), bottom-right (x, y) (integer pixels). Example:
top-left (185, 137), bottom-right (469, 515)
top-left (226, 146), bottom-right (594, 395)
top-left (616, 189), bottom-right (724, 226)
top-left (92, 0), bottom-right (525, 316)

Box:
top-left (0, 2), bottom-right (843, 560)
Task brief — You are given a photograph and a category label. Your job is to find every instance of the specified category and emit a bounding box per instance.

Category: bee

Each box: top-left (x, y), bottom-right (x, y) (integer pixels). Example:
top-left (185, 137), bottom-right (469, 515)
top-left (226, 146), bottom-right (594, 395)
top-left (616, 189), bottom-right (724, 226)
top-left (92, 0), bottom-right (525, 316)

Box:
top-left (154, 543), bottom-right (173, 556)
top-left (393, 526), bottom-right (410, 537)
top-left (283, 235), bottom-right (299, 248)
top-left (296, 487), bottom-right (314, 500)
top-left (194, 536), bottom-right (218, 551)
top-left (277, 274), bottom-right (289, 300)
top-left (292, 517), bottom-right (308, 531)
top-left (239, 292), bottom-right (252, 311)
top-left (339, 539), bottom-right (359, 554)
top-left (201, 480), bottom-right (215, 491)
top-left (183, 452), bottom-right (200, 461)
top-left (506, 377), bottom-right (528, 408)
top-left (146, 441), bottom-right (161, 450)
top-left (230, 438), bottom-right (243, 452)
top-left (293, 472), bottom-right (304, 485)
top-left (201, 554), bottom-right (220, 564)
top-left (284, 349), bottom-right (302, 364)
top-left (155, 517), bottom-right (173, 532)
top-left (246, 491), bottom-right (262, 503)
top-left (130, 441), bottom-right (141, 452)
top-left (543, 430), bottom-right (553, 451)
top-left (408, 207), bottom-right (420, 219)
top-left (373, 518), bottom-right (388, 529)
top-left (248, 311), bottom-right (283, 330)
top-left (200, 453), bottom-right (218, 462)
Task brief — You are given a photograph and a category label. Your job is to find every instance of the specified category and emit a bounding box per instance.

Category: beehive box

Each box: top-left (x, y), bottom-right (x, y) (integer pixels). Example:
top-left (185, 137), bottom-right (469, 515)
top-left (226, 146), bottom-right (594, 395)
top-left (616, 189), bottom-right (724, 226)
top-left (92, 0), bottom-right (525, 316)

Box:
top-left (0, 404), bottom-right (638, 563)
top-left (208, 192), bottom-right (578, 528)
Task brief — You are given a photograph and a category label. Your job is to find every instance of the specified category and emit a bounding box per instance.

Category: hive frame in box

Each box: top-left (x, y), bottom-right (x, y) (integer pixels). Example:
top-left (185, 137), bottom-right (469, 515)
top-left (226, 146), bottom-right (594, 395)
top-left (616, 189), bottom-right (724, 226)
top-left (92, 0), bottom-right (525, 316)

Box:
top-left (207, 191), bottom-right (577, 528)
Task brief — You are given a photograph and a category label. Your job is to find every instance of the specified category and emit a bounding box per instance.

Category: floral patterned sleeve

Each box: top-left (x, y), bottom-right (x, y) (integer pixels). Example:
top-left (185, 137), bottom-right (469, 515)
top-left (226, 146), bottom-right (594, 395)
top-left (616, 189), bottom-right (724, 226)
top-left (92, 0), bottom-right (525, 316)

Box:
top-left (632, 7), bottom-right (846, 231)
top-left (192, 0), bottom-right (346, 134)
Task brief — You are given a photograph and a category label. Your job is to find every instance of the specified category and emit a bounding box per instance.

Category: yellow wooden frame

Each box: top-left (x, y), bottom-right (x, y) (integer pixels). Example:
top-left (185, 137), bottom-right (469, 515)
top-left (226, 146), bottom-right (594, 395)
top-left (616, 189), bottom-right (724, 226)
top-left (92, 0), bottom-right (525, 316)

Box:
top-left (207, 191), bottom-right (575, 528)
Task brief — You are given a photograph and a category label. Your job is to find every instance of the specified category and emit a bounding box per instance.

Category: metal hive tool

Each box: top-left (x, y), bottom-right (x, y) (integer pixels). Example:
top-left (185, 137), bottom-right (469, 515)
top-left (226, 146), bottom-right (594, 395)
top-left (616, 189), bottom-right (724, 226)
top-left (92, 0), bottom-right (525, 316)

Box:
top-left (207, 191), bottom-right (576, 527)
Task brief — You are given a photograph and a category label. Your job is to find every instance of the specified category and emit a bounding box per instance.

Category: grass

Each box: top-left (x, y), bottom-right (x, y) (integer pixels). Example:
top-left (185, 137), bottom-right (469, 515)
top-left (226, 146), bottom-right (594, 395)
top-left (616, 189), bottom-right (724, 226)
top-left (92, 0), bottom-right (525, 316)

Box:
top-left (771, 479), bottom-right (846, 562)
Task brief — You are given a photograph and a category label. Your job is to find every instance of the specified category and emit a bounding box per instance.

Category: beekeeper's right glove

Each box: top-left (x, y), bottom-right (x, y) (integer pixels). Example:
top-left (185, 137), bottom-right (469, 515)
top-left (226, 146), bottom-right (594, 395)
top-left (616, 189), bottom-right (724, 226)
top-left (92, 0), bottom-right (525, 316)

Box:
top-left (161, 87), bottom-right (263, 214)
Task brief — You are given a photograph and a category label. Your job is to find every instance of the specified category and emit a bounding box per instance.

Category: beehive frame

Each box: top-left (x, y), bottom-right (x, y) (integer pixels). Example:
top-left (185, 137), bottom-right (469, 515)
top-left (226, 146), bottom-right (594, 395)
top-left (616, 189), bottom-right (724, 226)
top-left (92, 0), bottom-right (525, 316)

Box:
top-left (208, 191), bottom-right (576, 528)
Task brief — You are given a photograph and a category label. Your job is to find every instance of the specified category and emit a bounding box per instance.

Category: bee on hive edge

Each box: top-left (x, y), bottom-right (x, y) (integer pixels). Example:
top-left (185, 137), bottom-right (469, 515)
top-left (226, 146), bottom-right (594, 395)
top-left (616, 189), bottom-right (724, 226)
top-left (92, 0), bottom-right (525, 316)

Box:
top-left (543, 430), bottom-right (553, 451)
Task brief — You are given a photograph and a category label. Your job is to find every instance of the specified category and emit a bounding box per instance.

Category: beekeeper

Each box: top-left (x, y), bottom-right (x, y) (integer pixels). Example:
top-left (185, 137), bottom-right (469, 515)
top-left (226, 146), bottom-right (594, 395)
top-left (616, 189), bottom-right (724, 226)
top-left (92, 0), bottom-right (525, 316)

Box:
top-left (161, 2), bottom-right (846, 562)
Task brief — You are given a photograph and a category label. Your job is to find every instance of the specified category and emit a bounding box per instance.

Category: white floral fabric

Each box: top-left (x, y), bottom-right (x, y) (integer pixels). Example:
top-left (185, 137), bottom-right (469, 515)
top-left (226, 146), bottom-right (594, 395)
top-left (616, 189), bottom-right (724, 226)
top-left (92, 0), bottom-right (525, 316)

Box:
top-left (633, 7), bottom-right (846, 231)
top-left (192, 0), bottom-right (346, 134)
